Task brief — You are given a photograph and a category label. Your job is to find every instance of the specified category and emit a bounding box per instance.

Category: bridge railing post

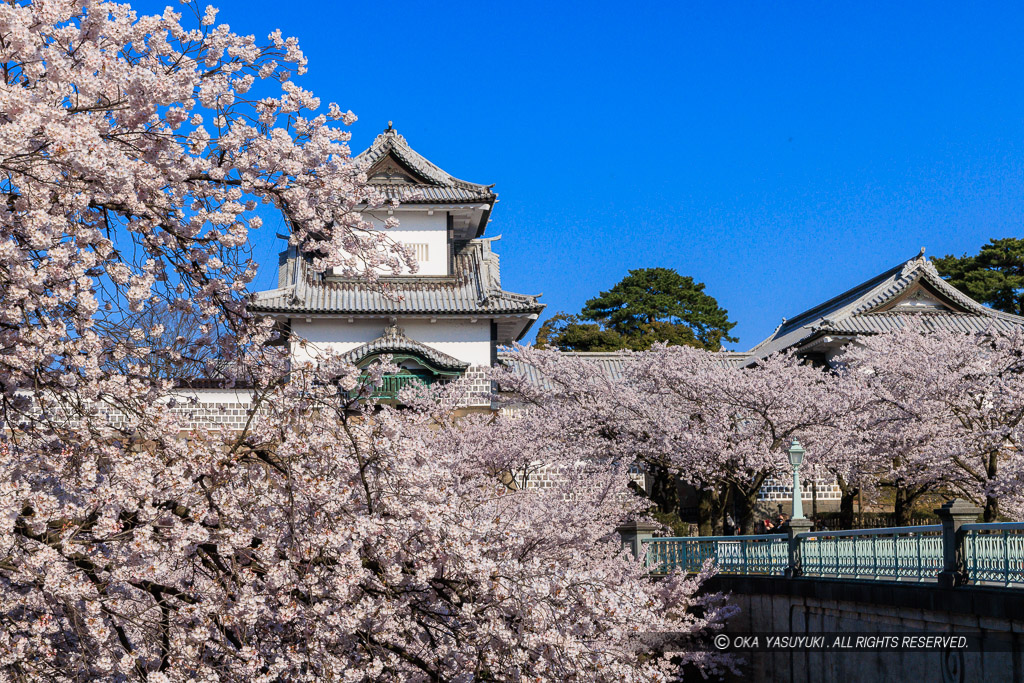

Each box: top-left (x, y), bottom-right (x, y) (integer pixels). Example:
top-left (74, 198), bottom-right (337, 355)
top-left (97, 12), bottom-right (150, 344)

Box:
top-left (935, 499), bottom-right (982, 588)
top-left (617, 520), bottom-right (660, 566)
top-left (782, 518), bottom-right (814, 577)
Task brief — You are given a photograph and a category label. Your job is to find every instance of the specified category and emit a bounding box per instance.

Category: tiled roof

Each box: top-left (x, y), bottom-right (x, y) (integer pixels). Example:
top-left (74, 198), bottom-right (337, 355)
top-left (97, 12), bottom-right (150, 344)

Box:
top-left (251, 239), bottom-right (545, 319)
top-left (496, 351), bottom-right (624, 392)
top-left (815, 311), bottom-right (1024, 335)
top-left (342, 324), bottom-right (469, 372)
top-left (355, 127), bottom-right (496, 204)
top-left (372, 186), bottom-right (495, 204)
top-left (745, 250), bottom-right (1024, 362)
top-left (497, 349), bottom-right (749, 390)
top-left (497, 351), bottom-right (627, 388)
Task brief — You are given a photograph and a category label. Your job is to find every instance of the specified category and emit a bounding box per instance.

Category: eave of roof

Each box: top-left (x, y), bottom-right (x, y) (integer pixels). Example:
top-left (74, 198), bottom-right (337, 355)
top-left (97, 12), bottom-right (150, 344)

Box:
top-left (250, 241), bottom-right (545, 318)
top-left (250, 284), bottom-right (544, 316)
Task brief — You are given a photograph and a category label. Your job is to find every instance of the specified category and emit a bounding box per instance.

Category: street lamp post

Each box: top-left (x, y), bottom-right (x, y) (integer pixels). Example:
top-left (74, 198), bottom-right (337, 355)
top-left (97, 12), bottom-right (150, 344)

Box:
top-left (783, 439), bottom-right (813, 577)
top-left (788, 439), bottom-right (806, 520)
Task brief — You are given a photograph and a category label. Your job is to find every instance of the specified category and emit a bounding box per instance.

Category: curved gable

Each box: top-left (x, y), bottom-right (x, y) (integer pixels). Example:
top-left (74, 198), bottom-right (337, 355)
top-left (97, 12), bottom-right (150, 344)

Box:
top-left (340, 323), bottom-right (469, 376)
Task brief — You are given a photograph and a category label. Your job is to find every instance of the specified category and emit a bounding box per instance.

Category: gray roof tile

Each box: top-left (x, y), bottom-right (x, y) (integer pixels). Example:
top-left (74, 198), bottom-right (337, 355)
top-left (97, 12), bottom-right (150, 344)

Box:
top-left (372, 186), bottom-right (494, 204)
top-left (746, 251), bottom-right (1024, 362)
top-left (497, 349), bottom-right (749, 390)
top-left (496, 351), bottom-right (626, 391)
top-left (252, 239), bottom-right (544, 317)
top-left (356, 127), bottom-right (496, 204)
top-left (818, 312), bottom-right (1023, 335)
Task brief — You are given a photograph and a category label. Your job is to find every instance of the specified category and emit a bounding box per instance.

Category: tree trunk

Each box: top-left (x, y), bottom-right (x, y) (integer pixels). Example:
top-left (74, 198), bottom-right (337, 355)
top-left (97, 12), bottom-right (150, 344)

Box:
top-left (647, 464), bottom-right (679, 516)
top-left (735, 471), bottom-right (772, 535)
top-left (720, 484), bottom-right (736, 535)
top-left (985, 494), bottom-right (999, 523)
top-left (984, 451), bottom-right (1000, 522)
top-left (839, 489), bottom-right (858, 530)
top-left (812, 479), bottom-right (818, 521)
top-left (893, 485), bottom-right (909, 526)
top-left (696, 487), bottom-right (717, 536)
top-left (836, 474), bottom-right (858, 530)
top-left (736, 487), bottom-right (760, 535)
top-left (858, 488), bottom-right (864, 527)
top-left (894, 483), bottom-right (930, 526)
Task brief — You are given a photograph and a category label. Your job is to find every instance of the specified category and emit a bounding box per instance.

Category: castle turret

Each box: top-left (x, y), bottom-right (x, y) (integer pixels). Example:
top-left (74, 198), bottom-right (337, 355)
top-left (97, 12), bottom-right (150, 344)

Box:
top-left (251, 125), bottom-right (545, 405)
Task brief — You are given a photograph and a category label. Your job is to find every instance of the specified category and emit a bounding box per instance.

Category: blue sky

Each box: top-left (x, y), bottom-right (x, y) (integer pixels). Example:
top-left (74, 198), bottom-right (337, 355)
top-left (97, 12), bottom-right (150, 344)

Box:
top-left (157, 1), bottom-right (1024, 349)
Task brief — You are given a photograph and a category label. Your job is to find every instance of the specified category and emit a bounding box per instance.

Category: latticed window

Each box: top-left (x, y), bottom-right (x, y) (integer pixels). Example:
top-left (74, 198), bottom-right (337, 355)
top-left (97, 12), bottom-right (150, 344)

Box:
top-left (364, 369), bottom-right (437, 401)
top-left (402, 242), bottom-right (429, 263)
top-left (356, 351), bottom-right (462, 403)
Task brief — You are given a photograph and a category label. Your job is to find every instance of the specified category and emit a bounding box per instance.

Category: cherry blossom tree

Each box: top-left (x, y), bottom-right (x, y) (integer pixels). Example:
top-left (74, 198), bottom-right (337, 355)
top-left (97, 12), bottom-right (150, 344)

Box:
top-left (836, 324), bottom-right (1024, 523)
top-left (0, 0), bottom-right (414, 432)
top-left (496, 345), bottom-right (855, 536)
top-left (630, 347), bottom-right (857, 534)
top-left (0, 2), bottom-right (735, 680)
top-left (1, 355), bottom-right (738, 681)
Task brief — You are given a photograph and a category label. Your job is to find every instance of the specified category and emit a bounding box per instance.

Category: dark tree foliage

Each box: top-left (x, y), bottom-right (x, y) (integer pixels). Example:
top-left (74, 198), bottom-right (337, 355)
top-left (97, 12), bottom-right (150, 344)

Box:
top-left (534, 313), bottom-right (626, 352)
top-left (933, 238), bottom-right (1024, 316)
top-left (535, 268), bottom-right (737, 352)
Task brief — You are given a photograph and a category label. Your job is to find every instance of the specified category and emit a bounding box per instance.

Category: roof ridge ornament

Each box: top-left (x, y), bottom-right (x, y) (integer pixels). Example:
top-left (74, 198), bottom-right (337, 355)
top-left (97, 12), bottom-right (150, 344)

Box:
top-left (901, 251), bottom-right (927, 278)
top-left (383, 320), bottom-right (405, 338)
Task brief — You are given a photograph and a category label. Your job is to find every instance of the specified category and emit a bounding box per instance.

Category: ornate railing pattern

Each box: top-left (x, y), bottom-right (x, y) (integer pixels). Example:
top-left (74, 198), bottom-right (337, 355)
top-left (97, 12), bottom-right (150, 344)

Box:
top-left (645, 535), bottom-right (788, 576)
top-left (640, 518), bottom-right (1024, 588)
top-left (963, 522), bottom-right (1024, 586)
top-left (798, 526), bottom-right (944, 582)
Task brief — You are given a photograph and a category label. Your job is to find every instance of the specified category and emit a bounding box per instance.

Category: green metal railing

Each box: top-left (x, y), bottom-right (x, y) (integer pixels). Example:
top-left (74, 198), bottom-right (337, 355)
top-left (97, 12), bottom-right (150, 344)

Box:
top-left (963, 522), bottom-right (1024, 586)
top-left (798, 526), bottom-right (944, 582)
top-left (642, 520), bottom-right (1024, 588)
top-left (645, 535), bottom-right (789, 576)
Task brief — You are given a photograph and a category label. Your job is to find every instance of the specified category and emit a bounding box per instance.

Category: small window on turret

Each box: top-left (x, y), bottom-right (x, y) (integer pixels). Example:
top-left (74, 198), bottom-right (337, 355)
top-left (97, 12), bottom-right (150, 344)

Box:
top-left (403, 242), bottom-right (429, 263)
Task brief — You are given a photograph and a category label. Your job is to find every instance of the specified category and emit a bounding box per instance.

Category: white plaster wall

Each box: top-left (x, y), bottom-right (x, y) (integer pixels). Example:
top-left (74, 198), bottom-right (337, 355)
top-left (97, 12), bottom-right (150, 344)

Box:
top-left (333, 211), bottom-right (449, 276)
top-left (290, 317), bottom-right (492, 367)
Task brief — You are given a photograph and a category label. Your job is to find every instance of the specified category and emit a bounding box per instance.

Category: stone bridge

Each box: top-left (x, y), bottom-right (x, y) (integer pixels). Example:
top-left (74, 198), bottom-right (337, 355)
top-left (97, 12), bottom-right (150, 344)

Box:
top-left (620, 499), bottom-right (1024, 682)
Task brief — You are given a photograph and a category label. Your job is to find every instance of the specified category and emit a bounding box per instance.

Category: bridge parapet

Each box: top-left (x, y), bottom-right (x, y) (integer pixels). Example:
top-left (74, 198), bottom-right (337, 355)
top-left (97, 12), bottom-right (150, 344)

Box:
top-left (639, 499), bottom-right (1024, 589)
top-left (963, 522), bottom-right (1024, 586)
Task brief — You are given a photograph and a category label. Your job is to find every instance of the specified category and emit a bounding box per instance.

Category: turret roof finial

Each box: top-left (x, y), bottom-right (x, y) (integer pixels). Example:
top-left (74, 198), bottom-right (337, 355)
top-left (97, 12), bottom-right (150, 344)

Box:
top-left (919, 246), bottom-right (926, 258)
top-left (386, 120), bottom-right (393, 132)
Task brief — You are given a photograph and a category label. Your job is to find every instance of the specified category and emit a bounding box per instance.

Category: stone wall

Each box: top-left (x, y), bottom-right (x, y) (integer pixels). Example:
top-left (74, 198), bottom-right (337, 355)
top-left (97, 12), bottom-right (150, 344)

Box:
top-left (706, 575), bottom-right (1024, 683)
top-left (459, 366), bottom-right (493, 408)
